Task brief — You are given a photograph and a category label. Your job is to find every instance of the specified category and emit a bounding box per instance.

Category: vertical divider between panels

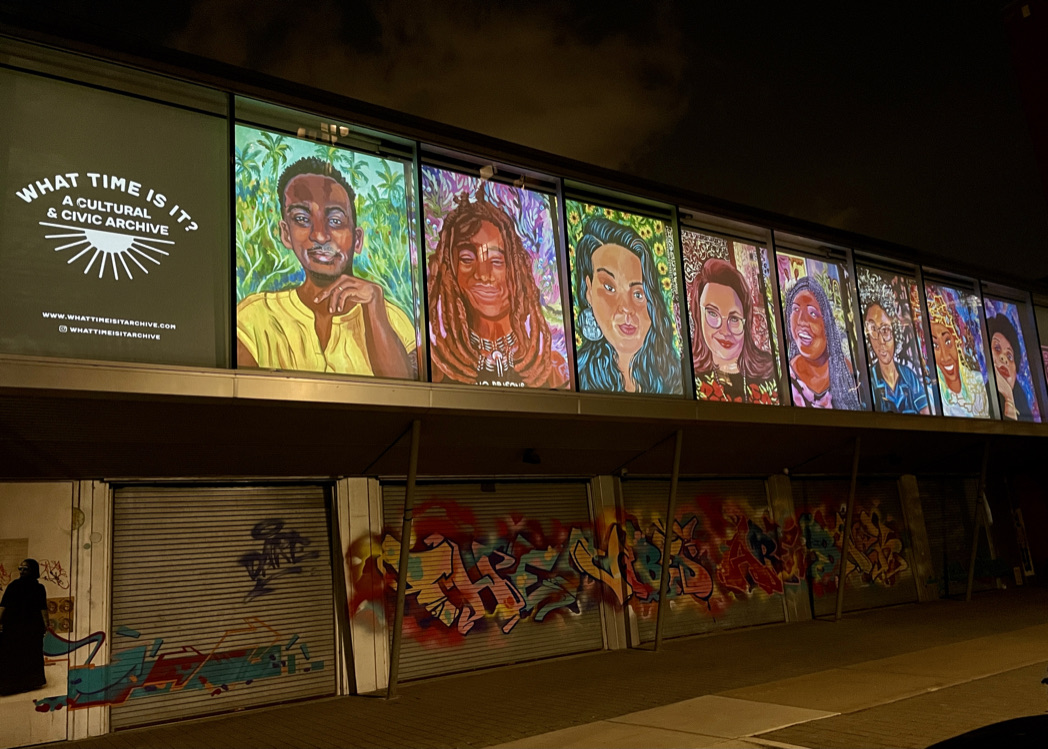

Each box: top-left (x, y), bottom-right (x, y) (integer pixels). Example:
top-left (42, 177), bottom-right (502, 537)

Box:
top-left (843, 248), bottom-right (872, 410)
top-left (412, 144), bottom-right (431, 383)
top-left (227, 93), bottom-right (237, 370)
top-left (768, 231), bottom-right (794, 406)
top-left (845, 250), bottom-right (874, 411)
top-left (971, 282), bottom-right (1000, 420)
top-left (1020, 290), bottom-right (1048, 418)
top-left (672, 206), bottom-right (695, 400)
top-left (1032, 302), bottom-right (1048, 406)
top-left (913, 265), bottom-right (945, 417)
top-left (554, 178), bottom-right (577, 390)
top-left (975, 284), bottom-right (998, 420)
top-left (758, 229), bottom-right (788, 408)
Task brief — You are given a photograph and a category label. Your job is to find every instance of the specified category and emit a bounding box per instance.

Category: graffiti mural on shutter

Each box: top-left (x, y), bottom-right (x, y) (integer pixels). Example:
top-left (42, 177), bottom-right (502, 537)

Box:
top-left (793, 478), bottom-right (918, 616)
top-left (350, 483), bottom-right (603, 681)
top-left (615, 480), bottom-right (787, 641)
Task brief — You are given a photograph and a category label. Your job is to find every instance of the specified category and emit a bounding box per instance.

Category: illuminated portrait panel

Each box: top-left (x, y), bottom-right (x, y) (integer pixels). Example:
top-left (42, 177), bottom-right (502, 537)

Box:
top-left (681, 229), bottom-right (781, 405)
top-left (855, 266), bottom-right (938, 415)
top-left (984, 298), bottom-right (1041, 423)
top-left (924, 282), bottom-right (991, 419)
top-left (566, 200), bottom-right (684, 395)
top-left (234, 124), bottom-right (422, 379)
top-left (422, 166), bottom-right (570, 389)
top-left (776, 252), bottom-right (866, 410)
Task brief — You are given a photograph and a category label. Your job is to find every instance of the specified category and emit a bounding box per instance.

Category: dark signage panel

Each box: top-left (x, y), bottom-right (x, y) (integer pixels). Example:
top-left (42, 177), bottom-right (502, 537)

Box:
top-left (0, 68), bottom-right (229, 367)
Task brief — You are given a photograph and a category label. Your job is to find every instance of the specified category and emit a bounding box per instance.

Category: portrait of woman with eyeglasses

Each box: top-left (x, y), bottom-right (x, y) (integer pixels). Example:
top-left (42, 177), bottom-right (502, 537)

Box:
top-left (856, 270), bottom-right (932, 415)
top-left (688, 258), bottom-right (778, 404)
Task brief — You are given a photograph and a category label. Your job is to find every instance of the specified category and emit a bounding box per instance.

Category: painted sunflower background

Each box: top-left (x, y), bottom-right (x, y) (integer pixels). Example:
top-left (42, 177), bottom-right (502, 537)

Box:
top-left (564, 200), bottom-right (682, 355)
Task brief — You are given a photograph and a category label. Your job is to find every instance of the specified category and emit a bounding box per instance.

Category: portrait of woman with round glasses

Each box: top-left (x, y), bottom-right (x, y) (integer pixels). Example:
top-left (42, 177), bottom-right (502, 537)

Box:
top-left (857, 272), bottom-right (930, 415)
top-left (688, 258), bottom-right (778, 404)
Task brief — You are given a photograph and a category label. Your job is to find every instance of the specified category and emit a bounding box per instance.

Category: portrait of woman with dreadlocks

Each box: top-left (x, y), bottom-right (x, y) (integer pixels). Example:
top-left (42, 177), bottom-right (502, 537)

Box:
top-left (423, 167), bottom-right (570, 389)
top-left (924, 282), bottom-right (991, 419)
top-left (856, 267), bottom-right (935, 415)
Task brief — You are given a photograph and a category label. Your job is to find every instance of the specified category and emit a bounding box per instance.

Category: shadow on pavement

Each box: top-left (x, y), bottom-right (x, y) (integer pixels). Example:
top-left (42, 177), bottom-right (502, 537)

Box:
top-left (927, 715), bottom-right (1048, 748)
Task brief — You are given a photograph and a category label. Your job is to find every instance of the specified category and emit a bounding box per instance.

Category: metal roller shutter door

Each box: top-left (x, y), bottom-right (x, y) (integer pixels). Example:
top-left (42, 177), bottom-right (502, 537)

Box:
top-left (110, 485), bottom-right (336, 729)
top-left (793, 478), bottom-right (918, 617)
top-left (381, 482), bottom-right (604, 681)
top-left (621, 479), bottom-right (785, 643)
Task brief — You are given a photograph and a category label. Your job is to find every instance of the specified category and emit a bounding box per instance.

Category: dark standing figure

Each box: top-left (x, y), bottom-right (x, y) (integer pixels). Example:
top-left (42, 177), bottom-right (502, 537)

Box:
top-left (0, 558), bottom-right (49, 695)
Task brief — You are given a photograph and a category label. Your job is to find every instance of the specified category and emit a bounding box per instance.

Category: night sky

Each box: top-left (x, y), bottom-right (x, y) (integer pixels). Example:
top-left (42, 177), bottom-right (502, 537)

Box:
top-left (9, 1), bottom-right (1048, 282)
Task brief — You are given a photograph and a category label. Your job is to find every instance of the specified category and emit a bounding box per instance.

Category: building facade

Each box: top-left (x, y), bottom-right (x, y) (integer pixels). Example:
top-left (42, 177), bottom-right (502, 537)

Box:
top-left (1, 28), bottom-right (1046, 747)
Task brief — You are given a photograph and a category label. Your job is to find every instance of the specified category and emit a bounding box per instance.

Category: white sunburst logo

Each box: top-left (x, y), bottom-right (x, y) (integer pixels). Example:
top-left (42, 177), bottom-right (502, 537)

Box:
top-left (39, 221), bottom-right (175, 280)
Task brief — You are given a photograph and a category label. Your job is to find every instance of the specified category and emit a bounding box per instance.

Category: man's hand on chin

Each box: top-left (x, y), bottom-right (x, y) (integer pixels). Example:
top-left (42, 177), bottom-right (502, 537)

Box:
top-left (314, 275), bottom-right (382, 314)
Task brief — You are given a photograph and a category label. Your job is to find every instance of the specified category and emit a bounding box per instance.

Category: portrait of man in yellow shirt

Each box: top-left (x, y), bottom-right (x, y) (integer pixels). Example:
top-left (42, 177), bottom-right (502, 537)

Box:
top-left (237, 156), bottom-right (416, 377)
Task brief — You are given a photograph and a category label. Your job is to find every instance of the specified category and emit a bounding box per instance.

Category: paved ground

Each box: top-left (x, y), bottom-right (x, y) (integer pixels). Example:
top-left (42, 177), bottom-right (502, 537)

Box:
top-left (39, 586), bottom-right (1048, 749)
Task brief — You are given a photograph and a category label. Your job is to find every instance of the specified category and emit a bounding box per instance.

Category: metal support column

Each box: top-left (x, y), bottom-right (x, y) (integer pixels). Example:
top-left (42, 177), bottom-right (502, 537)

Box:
top-left (834, 436), bottom-right (861, 621)
top-left (653, 429), bottom-right (683, 651)
top-left (387, 419), bottom-right (421, 699)
top-left (965, 442), bottom-right (992, 602)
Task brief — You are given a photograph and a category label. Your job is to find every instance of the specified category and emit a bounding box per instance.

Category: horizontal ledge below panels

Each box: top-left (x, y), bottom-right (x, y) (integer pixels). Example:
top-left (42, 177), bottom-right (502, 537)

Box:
top-left (0, 354), bottom-right (1045, 438)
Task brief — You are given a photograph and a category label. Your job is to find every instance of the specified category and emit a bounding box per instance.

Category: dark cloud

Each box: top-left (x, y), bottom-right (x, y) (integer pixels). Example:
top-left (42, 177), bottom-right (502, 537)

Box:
top-left (626, 4), bottom-right (1048, 278)
top-left (169, 0), bottom-right (690, 169)
top-left (9, 0), bottom-right (1047, 279)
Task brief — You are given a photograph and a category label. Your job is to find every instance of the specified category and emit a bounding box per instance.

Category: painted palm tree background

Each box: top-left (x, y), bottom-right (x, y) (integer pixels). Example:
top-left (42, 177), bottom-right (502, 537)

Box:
top-left (234, 125), bottom-right (420, 327)
top-left (564, 201), bottom-right (683, 357)
top-left (421, 166), bottom-right (569, 363)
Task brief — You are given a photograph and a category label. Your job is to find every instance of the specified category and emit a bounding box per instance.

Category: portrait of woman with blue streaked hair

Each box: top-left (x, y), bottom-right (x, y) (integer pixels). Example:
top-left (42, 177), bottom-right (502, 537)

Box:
top-left (572, 216), bottom-right (682, 394)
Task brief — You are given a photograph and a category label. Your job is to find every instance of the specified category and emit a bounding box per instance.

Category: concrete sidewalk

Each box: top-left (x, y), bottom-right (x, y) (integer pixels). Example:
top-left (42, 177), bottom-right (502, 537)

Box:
top-left (46, 587), bottom-right (1048, 749)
